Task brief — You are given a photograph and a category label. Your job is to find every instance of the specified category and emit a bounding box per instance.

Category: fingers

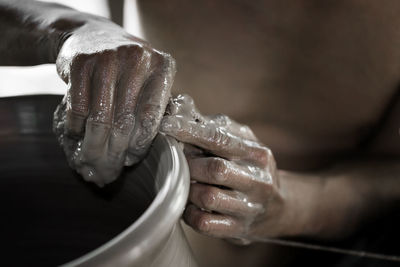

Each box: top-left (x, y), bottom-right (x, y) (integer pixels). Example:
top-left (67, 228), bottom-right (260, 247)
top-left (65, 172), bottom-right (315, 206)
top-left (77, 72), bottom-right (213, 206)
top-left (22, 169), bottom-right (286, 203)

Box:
top-left (206, 114), bottom-right (258, 142)
top-left (64, 55), bottom-right (94, 137)
top-left (189, 183), bottom-right (264, 217)
top-left (126, 52), bottom-right (176, 165)
top-left (82, 52), bottom-right (118, 151)
top-left (88, 52), bottom-right (119, 126)
top-left (161, 94), bottom-right (271, 167)
top-left (187, 157), bottom-right (256, 191)
top-left (183, 143), bottom-right (205, 158)
top-left (161, 116), bottom-right (270, 167)
top-left (108, 48), bottom-right (151, 164)
top-left (184, 204), bottom-right (243, 238)
top-left (78, 53), bottom-right (119, 184)
top-left (53, 95), bottom-right (81, 166)
top-left (58, 47), bottom-right (175, 186)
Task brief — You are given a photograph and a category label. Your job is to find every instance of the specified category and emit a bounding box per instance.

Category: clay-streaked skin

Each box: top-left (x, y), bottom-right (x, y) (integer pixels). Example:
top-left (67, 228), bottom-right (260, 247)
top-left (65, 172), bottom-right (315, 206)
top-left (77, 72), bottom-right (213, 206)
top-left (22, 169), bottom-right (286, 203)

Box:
top-left (1, 0), bottom-right (400, 245)
top-left (139, 0), bottom-right (400, 244)
top-left (53, 23), bottom-right (176, 186)
top-left (0, 0), bottom-right (176, 186)
top-left (161, 95), bottom-right (284, 242)
top-left (161, 95), bottom-right (400, 242)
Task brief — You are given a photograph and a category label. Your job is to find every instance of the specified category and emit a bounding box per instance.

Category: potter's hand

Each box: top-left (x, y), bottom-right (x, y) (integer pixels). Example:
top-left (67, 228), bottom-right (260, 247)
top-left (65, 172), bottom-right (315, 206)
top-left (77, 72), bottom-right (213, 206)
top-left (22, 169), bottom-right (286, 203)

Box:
top-left (53, 20), bottom-right (176, 186)
top-left (161, 95), bottom-right (288, 243)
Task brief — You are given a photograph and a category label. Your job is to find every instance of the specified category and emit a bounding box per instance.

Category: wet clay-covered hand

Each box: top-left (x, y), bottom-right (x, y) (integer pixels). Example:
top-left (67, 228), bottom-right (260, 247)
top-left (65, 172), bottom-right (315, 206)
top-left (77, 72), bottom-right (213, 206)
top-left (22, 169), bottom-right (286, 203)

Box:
top-left (161, 96), bottom-right (400, 242)
top-left (160, 95), bottom-right (291, 243)
top-left (53, 20), bottom-right (176, 186)
top-left (0, 1), bottom-right (176, 186)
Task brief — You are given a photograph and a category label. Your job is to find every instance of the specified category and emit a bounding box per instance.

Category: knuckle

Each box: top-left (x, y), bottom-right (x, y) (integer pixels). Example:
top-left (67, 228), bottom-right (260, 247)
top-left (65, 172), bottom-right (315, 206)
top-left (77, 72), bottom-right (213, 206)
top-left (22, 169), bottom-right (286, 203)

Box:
top-left (214, 114), bottom-right (230, 126)
top-left (127, 44), bottom-right (145, 54)
top-left (65, 110), bottom-right (86, 137)
top-left (113, 113), bottom-right (135, 135)
top-left (95, 45), bottom-right (149, 67)
top-left (200, 187), bottom-right (218, 209)
top-left (151, 51), bottom-right (176, 72)
top-left (88, 112), bottom-right (104, 124)
top-left (94, 49), bottom-right (118, 64)
top-left (71, 53), bottom-right (95, 67)
top-left (119, 44), bottom-right (144, 56)
top-left (131, 45), bottom-right (152, 65)
top-left (68, 54), bottom-right (95, 83)
top-left (87, 113), bottom-right (112, 128)
top-left (163, 53), bottom-right (176, 71)
top-left (208, 158), bottom-right (228, 182)
top-left (141, 49), bottom-right (153, 67)
top-left (194, 214), bottom-right (211, 233)
top-left (130, 110), bottom-right (159, 147)
top-left (257, 146), bottom-right (273, 167)
top-left (261, 180), bottom-right (273, 190)
top-left (66, 107), bottom-right (87, 120)
top-left (212, 127), bottom-right (229, 147)
top-left (70, 102), bottom-right (89, 116)
top-left (256, 179), bottom-right (273, 193)
top-left (139, 110), bottom-right (159, 132)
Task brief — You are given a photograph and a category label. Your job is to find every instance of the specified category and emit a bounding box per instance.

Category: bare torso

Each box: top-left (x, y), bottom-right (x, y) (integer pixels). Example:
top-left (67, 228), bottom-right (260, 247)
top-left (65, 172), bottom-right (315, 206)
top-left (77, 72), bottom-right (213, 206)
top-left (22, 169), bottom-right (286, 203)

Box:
top-left (136, 0), bottom-right (400, 169)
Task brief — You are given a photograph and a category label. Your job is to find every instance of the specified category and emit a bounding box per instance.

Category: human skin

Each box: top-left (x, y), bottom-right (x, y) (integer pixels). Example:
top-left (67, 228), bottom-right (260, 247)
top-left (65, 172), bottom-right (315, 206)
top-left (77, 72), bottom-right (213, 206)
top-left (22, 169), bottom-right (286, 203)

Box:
top-left (161, 95), bottom-right (400, 241)
top-left (1, 0), bottom-right (399, 242)
top-left (0, 0), bottom-right (176, 186)
top-left (138, 0), bottom-right (400, 240)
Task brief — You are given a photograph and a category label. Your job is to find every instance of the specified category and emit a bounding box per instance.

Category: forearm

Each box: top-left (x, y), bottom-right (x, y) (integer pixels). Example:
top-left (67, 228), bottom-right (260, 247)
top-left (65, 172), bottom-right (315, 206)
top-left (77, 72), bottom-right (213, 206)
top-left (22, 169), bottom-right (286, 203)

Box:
top-left (279, 157), bottom-right (400, 239)
top-left (0, 0), bottom-right (113, 65)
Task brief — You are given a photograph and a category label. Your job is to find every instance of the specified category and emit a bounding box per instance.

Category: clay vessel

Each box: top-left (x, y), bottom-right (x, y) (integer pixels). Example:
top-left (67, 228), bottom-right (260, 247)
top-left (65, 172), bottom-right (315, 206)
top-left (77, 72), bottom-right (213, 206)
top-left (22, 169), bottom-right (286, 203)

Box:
top-left (0, 95), bottom-right (197, 267)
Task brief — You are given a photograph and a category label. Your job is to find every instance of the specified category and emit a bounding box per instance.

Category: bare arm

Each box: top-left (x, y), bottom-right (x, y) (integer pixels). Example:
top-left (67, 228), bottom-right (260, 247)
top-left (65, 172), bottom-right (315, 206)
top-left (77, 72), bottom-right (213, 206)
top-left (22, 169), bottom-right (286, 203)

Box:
top-left (279, 159), bottom-right (400, 240)
top-left (0, 0), bottom-right (87, 65)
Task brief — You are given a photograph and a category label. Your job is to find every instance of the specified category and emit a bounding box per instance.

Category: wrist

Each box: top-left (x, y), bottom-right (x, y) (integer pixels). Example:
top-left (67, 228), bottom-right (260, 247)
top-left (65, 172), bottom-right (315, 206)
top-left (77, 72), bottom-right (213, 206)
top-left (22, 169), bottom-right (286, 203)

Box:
top-left (54, 16), bottom-right (131, 81)
top-left (50, 14), bottom-right (118, 62)
top-left (277, 170), bottom-right (324, 238)
top-left (279, 168), bottom-right (368, 240)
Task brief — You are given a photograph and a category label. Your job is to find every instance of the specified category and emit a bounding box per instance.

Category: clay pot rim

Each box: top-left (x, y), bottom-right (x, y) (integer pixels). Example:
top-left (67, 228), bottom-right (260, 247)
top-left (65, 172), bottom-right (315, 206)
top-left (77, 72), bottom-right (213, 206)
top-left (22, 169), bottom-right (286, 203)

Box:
top-left (63, 135), bottom-right (190, 266)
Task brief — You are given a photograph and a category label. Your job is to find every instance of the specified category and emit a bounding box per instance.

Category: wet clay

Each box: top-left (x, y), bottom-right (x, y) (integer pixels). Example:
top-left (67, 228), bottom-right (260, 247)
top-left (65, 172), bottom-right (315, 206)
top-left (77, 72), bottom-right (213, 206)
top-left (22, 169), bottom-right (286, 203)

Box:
top-left (161, 94), bottom-right (280, 243)
top-left (0, 95), bottom-right (153, 266)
